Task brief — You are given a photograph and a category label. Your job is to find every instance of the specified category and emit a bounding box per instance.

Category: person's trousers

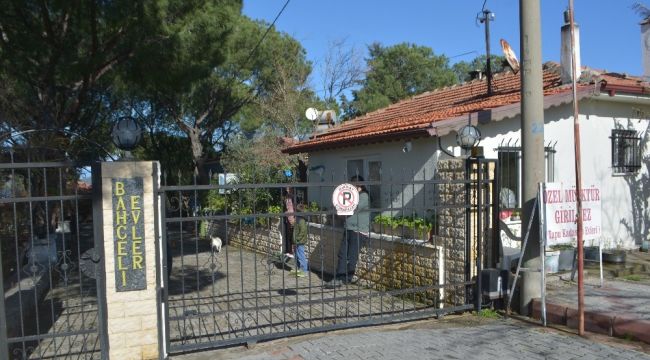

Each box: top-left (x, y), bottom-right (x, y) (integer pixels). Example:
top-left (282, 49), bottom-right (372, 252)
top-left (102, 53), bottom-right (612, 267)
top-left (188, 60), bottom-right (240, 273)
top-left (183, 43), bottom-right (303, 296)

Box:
top-left (295, 244), bottom-right (308, 272)
top-left (336, 230), bottom-right (362, 281)
top-left (283, 219), bottom-right (294, 254)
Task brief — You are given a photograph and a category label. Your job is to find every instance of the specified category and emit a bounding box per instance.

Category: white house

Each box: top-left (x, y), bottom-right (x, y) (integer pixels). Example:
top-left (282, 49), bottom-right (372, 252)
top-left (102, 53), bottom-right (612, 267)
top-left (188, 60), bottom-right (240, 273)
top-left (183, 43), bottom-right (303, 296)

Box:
top-left (285, 19), bottom-right (650, 250)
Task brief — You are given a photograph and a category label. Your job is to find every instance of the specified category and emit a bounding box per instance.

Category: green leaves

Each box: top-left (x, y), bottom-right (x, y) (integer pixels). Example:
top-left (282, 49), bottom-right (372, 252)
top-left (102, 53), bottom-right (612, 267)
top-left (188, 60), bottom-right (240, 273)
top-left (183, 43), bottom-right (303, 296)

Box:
top-left (347, 42), bottom-right (457, 116)
top-left (451, 55), bottom-right (506, 83)
top-left (373, 214), bottom-right (433, 232)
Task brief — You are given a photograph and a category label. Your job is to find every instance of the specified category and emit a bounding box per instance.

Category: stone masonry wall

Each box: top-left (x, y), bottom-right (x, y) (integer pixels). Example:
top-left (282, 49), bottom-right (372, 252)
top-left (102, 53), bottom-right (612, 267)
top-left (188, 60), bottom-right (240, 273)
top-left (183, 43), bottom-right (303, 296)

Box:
top-left (213, 221), bottom-right (445, 307)
top-left (435, 159), bottom-right (468, 305)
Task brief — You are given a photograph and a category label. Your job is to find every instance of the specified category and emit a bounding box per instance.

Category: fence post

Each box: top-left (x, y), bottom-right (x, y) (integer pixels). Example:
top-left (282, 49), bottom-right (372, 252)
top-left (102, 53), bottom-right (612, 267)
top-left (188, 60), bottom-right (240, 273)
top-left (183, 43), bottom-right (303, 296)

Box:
top-left (0, 245), bottom-right (8, 360)
top-left (97, 161), bottom-right (162, 360)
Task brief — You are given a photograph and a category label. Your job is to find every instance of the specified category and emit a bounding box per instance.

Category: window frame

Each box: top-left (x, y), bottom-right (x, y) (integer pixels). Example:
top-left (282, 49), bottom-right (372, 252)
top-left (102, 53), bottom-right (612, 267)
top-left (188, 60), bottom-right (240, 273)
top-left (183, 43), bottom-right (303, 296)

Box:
top-left (346, 158), bottom-right (382, 210)
top-left (611, 129), bottom-right (641, 175)
top-left (496, 146), bottom-right (556, 209)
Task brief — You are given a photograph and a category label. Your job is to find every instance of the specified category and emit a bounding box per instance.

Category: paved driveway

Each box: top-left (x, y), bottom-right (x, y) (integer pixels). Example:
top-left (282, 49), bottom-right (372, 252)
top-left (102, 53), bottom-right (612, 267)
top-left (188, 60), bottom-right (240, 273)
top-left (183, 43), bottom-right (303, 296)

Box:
top-left (176, 318), bottom-right (650, 360)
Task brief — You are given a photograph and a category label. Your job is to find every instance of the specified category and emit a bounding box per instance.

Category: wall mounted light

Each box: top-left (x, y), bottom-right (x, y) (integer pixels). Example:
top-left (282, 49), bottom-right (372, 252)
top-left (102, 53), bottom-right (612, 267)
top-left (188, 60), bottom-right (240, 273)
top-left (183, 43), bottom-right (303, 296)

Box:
top-left (402, 141), bottom-right (412, 153)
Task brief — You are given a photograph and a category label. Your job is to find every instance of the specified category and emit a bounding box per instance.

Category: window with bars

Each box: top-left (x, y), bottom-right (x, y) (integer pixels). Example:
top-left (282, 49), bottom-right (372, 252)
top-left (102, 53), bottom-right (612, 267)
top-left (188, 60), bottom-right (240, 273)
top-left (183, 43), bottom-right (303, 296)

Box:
top-left (496, 147), bottom-right (556, 210)
top-left (611, 129), bottom-right (641, 175)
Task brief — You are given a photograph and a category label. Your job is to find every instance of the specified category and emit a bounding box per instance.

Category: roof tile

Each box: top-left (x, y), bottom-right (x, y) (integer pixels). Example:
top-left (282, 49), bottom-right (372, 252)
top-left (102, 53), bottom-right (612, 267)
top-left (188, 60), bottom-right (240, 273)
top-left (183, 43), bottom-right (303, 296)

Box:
top-left (286, 65), bottom-right (648, 153)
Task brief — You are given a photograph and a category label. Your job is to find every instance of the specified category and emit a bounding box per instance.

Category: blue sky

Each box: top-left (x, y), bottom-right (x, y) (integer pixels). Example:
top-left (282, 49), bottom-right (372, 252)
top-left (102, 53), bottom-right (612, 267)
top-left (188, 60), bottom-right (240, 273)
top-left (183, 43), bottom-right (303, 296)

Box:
top-left (244, 0), bottom-right (645, 95)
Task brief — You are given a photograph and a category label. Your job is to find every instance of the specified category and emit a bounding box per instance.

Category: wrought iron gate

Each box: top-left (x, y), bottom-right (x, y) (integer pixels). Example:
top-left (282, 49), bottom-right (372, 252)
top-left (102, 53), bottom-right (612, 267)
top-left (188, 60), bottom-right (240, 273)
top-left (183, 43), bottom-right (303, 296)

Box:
top-left (0, 159), bottom-right (108, 359)
top-left (159, 159), bottom-right (496, 354)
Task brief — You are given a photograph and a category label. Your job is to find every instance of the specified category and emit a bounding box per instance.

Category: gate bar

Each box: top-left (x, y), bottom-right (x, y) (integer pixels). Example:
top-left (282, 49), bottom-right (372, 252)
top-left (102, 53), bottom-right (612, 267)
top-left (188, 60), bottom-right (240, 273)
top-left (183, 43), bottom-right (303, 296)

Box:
top-left (92, 162), bottom-right (110, 359)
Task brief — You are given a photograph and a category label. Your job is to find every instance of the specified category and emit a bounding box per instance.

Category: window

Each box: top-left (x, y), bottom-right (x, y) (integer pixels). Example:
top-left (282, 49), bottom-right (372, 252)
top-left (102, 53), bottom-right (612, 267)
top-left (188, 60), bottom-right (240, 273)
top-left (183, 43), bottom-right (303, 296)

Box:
top-left (611, 130), bottom-right (641, 175)
top-left (496, 147), bottom-right (555, 209)
top-left (346, 159), bottom-right (382, 209)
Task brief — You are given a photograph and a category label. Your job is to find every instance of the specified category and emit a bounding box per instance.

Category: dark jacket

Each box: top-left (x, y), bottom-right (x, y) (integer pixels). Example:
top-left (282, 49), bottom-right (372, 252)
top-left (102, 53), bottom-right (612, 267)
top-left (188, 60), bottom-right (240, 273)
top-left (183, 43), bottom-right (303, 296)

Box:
top-left (293, 216), bottom-right (308, 245)
top-left (345, 192), bottom-right (370, 233)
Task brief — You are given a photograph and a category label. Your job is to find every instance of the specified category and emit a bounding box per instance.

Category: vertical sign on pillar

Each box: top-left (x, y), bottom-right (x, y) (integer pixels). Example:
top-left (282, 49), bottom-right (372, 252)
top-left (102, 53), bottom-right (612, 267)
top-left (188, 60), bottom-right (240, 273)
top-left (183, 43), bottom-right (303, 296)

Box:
top-left (112, 177), bottom-right (147, 291)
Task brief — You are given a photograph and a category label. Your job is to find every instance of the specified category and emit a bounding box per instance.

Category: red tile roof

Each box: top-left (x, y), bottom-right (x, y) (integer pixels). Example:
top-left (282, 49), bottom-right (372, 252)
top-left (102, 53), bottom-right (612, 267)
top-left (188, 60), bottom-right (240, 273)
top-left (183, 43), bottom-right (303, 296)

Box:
top-left (285, 64), bottom-right (649, 154)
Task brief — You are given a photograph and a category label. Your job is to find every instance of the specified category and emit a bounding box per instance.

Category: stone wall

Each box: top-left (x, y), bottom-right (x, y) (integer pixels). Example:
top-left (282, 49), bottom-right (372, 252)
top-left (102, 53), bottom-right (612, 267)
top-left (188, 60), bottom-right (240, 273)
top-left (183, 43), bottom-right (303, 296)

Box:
top-left (207, 159), bottom-right (480, 308)
top-left (214, 221), bottom-right (449, 307)
top-left (435, 159), bottom-right (469, 305)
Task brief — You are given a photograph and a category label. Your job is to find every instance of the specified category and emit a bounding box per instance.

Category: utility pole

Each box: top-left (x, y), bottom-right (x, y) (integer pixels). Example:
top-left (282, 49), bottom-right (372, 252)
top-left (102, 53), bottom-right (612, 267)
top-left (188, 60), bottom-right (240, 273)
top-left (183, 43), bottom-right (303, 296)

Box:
top-left (568, 0), bottom-right (585, 336)
top-left (479, 9), bottom-right (495, 96)
top-left (519, 0), bottom-right (545, 315)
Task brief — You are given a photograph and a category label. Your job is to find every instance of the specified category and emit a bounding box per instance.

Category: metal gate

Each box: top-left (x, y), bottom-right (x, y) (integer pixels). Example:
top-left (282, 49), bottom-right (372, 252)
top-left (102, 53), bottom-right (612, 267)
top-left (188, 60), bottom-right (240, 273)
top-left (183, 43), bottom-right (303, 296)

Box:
top-left (159, 159), bottom-right (496, 354)
top-left (0, 158), bottom-right (108, 359)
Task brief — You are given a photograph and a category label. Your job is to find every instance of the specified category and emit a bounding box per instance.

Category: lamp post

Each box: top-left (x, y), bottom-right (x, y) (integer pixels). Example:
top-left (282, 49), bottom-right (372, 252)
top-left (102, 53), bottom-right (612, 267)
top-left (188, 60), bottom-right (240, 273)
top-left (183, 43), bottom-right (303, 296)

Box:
top-left (111, 117), bottom-right (142, 160)
top-left (456, 124), bottom-right (482, 157)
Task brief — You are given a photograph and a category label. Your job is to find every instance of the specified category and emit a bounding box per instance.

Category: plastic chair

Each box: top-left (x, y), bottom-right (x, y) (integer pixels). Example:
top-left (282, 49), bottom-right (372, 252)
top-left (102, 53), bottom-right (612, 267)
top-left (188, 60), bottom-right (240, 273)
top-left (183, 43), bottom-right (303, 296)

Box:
top-left (499, 219), bottom-right (522, 271)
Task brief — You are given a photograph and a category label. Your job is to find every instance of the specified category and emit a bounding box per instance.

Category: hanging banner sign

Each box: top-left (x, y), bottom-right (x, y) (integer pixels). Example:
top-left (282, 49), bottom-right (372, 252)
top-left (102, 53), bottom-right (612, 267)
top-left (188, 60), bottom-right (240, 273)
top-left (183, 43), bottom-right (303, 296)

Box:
top-left (332, 183), bottom-right (359, 215)
top-left (540, 182), bottom-right (602, 247)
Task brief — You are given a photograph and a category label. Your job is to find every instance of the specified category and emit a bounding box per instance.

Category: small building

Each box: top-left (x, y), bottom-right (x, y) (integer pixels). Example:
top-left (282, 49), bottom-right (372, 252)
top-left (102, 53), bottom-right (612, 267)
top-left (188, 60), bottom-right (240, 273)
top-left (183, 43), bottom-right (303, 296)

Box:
top-left (285, 20), bottom-right (650, 250)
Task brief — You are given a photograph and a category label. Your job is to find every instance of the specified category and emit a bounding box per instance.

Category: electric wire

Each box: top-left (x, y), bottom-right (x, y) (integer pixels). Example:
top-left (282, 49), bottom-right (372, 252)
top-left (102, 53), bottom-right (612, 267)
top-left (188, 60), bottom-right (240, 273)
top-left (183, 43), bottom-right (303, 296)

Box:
top-left (243, 0), bottom-right (291, 68)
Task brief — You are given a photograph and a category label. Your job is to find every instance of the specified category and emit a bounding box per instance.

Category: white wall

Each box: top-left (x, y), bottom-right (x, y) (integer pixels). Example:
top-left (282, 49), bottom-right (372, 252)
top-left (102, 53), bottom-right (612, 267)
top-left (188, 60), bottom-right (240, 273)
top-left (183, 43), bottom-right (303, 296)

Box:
top-left (306, 138), bottom-right (439, 216)
top-left (306, 97), bottom-right (650, 249)
top-left (469, 99), bottom-right (650, 249)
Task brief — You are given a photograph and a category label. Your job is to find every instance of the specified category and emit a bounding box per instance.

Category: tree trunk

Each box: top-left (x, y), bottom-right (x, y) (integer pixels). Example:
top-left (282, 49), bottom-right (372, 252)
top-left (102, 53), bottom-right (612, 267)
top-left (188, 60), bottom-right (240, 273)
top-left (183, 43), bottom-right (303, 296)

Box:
top-left (186, 126), bottom-right (210, 185)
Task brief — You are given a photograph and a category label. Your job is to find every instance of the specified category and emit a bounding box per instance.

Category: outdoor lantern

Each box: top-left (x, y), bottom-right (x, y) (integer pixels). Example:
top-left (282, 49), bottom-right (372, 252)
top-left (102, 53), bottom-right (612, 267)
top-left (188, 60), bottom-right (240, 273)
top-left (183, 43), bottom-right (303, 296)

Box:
top-left (456, 124), bottom-right (482, 149)
top-left (111, 117), bottom-right (142, 158)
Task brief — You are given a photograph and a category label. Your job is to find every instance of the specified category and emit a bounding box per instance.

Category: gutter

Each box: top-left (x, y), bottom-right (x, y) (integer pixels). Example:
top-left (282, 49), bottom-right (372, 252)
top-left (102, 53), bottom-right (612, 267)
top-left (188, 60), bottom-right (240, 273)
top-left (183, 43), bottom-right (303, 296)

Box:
top-left (429, 86), bottom-right (595, 137)
top-left (282, 127), bottom-right (431, 155)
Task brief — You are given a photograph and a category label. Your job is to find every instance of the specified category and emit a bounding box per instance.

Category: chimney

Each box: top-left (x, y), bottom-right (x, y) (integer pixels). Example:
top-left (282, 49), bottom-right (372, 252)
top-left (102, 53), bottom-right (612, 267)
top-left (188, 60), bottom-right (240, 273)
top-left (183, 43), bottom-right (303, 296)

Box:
top-left (642, 17), bottom-right (650, 80)
top-left (469, 70), bottom-right (484, 81)
top-left (561, 9), bottom-right (581, 84)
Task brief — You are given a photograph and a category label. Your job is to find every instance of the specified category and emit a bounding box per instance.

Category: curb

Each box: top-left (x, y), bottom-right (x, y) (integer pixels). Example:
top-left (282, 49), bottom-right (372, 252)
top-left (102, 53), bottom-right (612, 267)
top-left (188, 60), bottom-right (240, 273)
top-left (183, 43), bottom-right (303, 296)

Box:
top-left (531, 298), bottom-right (650, 343)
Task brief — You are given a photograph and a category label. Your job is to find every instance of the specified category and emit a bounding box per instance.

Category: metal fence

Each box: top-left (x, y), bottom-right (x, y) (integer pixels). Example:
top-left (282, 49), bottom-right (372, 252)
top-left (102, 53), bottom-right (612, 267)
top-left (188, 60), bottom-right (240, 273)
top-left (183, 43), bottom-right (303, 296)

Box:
top-left (0, 158), bottom-right (107, 359)
top-left (159, 158), bottom-right (496, 354)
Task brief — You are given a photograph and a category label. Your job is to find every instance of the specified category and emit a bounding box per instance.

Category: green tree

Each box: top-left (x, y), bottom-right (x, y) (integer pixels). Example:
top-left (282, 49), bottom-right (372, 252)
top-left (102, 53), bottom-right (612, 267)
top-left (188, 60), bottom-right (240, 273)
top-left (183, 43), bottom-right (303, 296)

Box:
top-left (346, 42), bottom-right (457, 117)
top-left (126, 14), bottom-right (313, 184)
top-left (452, 54), bottom-right (506, 83)
top-left (0, 1), bottom-right (238, 160)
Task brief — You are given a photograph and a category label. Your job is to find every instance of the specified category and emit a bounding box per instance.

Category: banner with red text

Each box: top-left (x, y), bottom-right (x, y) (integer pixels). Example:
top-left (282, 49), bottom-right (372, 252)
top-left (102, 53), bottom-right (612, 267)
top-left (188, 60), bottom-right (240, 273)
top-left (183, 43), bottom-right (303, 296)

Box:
top-left (540, 182), bottom-right (602, 247)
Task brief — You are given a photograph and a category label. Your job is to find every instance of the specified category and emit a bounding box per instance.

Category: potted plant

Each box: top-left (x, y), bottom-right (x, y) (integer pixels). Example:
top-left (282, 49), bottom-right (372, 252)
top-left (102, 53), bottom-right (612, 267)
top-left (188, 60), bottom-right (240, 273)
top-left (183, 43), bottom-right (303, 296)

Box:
top-left (305, 201), bottom-right (325, 224)
top-left (266, 205), bottom-right (282, 227)
top-left (372, 215), bottom-right (394, 235)
top-left (550, 243), bottom-right (575, 271)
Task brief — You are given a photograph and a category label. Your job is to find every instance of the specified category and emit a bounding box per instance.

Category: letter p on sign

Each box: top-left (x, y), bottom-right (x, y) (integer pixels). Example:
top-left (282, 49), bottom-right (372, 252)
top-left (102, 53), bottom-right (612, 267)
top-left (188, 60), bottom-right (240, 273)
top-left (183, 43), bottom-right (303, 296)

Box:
top-left (332, 183), bottom-right (359, 215)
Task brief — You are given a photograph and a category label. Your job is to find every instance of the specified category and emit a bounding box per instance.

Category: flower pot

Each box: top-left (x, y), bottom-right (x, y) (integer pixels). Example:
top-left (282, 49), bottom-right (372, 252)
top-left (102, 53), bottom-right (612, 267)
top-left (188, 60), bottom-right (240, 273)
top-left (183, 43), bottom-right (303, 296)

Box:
top-left (412, 228), bottom-right (428, 240)
top-left (602, 250), bottom-right (626, 264)
top-left (545, 250), bottom-right (560, 273)
top-left (557, 249), bottom-right (575, 271)
top-left (584, 246), bottom-right (600, 261)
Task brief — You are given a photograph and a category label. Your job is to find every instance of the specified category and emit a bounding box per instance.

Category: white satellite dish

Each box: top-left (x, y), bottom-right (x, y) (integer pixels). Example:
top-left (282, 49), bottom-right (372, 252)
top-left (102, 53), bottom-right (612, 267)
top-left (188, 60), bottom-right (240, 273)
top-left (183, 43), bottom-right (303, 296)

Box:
top-left (500, 39), bottom-right (520, 74)
top-left (305, 107), bottom-right (320, 121)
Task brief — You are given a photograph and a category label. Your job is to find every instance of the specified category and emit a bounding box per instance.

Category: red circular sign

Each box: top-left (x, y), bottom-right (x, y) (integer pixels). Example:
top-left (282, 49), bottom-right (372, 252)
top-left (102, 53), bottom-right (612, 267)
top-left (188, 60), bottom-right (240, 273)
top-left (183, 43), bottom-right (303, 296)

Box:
top-left (332, 183), bottom-right (359, 215)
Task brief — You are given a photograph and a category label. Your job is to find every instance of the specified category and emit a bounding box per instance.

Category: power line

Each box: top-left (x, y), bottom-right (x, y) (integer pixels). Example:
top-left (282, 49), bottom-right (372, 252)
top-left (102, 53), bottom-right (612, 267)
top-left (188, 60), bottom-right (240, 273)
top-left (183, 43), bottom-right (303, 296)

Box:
top-left (243, 0), bottom-right (291, 67)
top-left (450, 50), bottom-right (478, 59)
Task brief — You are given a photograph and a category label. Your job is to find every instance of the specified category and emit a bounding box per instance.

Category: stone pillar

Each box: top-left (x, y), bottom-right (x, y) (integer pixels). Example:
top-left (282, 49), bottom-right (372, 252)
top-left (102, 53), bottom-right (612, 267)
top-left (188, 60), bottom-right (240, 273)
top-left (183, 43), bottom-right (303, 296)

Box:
top-left (100, 161), bottom-right (160, 360)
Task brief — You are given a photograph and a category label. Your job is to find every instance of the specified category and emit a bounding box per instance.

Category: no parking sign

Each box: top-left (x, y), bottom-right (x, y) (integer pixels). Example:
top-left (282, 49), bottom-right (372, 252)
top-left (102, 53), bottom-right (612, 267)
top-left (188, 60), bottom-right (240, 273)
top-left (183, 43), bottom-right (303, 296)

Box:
top-left (332, 183), bottom-right (359, 215)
